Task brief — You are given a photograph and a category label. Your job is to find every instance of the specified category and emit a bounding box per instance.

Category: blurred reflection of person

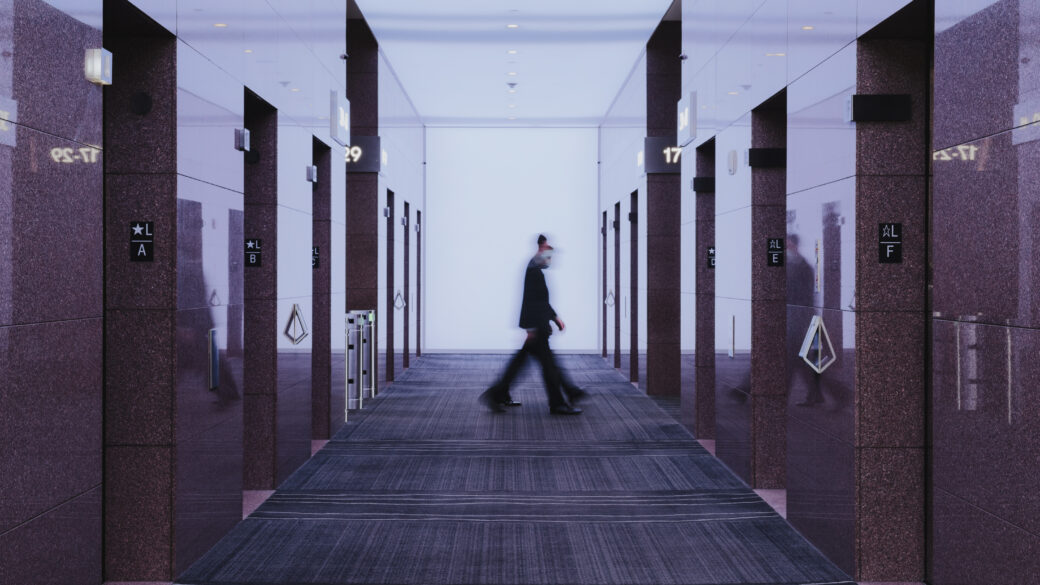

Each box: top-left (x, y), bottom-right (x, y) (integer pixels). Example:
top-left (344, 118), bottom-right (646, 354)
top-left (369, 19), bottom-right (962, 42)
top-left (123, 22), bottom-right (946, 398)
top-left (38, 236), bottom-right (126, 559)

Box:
top-left (480, 234), bottom-right (586, 415)
top-left (786, 234), bottom-right (822, 406)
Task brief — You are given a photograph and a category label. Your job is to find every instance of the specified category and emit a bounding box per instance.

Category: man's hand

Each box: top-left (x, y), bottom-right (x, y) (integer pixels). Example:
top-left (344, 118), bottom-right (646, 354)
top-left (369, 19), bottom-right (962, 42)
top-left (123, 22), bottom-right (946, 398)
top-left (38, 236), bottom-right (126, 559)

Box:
top-left (554, 318), bottom-right (565, 332)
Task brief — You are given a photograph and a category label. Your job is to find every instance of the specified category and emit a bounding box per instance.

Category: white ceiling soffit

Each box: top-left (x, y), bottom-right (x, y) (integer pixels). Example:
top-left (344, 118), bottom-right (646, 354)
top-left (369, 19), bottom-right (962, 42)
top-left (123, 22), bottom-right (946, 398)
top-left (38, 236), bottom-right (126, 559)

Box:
top-left (353, 1), bottom-right (676, 127)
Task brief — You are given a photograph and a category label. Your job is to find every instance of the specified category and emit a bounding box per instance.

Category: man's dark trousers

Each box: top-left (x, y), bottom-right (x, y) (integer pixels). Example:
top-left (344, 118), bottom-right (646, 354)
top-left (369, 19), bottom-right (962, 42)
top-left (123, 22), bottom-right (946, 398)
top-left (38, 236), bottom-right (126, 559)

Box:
top-left (491, 325), bottom-right (572, 409)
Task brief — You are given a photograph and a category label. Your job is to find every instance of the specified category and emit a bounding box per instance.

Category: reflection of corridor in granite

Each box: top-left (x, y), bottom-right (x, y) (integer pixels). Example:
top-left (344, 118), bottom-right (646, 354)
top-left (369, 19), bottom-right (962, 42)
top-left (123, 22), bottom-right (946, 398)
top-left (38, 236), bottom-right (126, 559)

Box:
top-left (179, 354), bottom-right (852, 585)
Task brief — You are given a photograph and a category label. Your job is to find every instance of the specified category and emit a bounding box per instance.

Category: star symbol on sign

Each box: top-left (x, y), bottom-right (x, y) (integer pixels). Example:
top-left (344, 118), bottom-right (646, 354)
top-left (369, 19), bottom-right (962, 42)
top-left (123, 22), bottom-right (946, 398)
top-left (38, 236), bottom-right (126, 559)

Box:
top-left (132, 224), bottom-right (144, 235)
top-left (247, 240), bottom-right (255, 249)
top-left (708, 247), bottom-right (716, 254)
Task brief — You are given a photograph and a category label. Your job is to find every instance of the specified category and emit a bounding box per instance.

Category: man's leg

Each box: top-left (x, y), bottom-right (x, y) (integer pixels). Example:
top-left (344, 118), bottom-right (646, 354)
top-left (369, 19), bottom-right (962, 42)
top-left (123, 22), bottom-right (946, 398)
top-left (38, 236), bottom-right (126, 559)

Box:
top-left (530, 329), bottom-right (576, 413)
top-left (480, 339), bottom-right (531, 411)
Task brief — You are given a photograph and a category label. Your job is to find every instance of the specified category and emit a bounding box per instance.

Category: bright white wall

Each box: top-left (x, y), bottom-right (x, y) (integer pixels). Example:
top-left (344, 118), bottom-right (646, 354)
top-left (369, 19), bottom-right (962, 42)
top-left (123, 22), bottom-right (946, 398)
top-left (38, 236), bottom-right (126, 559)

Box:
top-left (425, 127), bottom-right (599, 351)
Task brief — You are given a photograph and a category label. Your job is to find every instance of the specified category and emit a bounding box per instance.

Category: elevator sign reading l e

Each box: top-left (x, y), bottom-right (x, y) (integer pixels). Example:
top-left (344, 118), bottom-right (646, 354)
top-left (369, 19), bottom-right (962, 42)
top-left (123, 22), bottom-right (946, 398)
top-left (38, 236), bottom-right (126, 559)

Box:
top-left (766, 238), bottom-right (784, 267)
top-left (879, 223), bottom-right (902, 263)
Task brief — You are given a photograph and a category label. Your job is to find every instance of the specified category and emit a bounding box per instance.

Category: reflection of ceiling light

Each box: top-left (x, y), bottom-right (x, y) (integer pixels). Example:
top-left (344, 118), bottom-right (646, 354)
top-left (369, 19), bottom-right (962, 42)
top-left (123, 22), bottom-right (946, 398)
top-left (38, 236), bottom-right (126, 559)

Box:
top-left (507, 49), bottom-right (518, 54)
top-left (727, 91), bottom-right (739, 95)
top-left (508, 89), bottom-right (517, 93)
top-left (801, 25), bottom-right (814, 30)
top-left (244, 49), bottom-right (253, 53)
top-left (291, 88), bottom-right (301, 92)
top-left (506, 24), bottom-right (519, 29)
top-left (507, 72), bottom-right (517, 76)
top-left (766, 52), bottom-right (785, 57)
top-left (508, 116), bottom-right (517, 120)
top-left (508, 104), bottom-right (517, 108)
top-left (214, 23), bottom-right (228, 27)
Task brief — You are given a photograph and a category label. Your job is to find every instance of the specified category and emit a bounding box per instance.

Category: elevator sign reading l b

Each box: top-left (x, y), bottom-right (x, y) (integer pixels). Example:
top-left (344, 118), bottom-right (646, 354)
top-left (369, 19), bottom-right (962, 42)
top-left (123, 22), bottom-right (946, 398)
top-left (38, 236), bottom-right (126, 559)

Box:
top-left (879, 223), bottom-right (902, 263)
top-left (245, 239), bottom-right (262, 267)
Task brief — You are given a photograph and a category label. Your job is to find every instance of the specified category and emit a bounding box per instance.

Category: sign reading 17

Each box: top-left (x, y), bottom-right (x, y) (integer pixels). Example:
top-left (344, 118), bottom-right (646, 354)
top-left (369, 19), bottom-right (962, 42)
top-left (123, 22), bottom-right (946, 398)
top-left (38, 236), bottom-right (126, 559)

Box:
top-left (933, 144), bottom-right (978, 161)
top-left (51, 146), bottom-right (100, 163)
top-left (663, 146), bottom-right (681, 164)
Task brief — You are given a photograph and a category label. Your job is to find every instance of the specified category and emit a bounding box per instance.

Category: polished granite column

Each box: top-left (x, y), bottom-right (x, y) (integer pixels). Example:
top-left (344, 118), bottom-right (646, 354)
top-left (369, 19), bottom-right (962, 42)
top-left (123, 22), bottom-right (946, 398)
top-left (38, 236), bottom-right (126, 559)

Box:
top-left (346, 17), bottom-right (380, 392)
top-left (852, 23), bottom-right (930, 581)
top-left (748, 92), bottom-right (787, 489)
top-left (645, 21), bottom-right (682, 397)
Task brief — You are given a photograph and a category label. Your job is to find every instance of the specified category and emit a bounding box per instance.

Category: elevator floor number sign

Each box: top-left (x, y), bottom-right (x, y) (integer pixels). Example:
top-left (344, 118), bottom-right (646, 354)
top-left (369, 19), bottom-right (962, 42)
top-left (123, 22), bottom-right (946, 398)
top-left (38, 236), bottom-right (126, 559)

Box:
top-left (130, 222), bottom-right (154, 262)
top-left (246, 239), bottom-right (262, 267)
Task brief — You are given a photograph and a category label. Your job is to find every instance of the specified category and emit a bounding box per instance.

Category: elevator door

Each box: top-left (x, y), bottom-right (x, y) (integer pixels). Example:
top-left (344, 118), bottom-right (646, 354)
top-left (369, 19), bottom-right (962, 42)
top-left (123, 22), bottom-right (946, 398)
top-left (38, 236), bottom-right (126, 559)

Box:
top-left (613, 201), bottom-right (621, 369)
top-left (385, 189), bottom-right (395, 382)
top-left (403, 201), bottom-right (410, 369)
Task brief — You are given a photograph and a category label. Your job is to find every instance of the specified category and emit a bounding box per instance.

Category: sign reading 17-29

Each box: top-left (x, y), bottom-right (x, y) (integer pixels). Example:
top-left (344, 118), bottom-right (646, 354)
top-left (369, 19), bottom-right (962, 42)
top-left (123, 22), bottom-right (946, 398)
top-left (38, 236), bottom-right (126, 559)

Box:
top-left (643, 136), bottom-right (681, 174)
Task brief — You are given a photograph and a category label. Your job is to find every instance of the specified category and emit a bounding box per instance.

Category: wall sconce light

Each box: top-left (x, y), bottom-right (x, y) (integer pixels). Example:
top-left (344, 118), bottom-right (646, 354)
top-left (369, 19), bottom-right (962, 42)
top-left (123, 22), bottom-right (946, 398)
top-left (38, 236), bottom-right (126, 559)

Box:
top-left (84, 48), bottom-right (113, 85)
top-left (383, 206), bottom-right (391, 218)
top-left (400, 216), bottom-right (408, 226)
top-left (306, 165), bottom-right (318, 183)
top-left (234, 128), bottom-right (250, 152)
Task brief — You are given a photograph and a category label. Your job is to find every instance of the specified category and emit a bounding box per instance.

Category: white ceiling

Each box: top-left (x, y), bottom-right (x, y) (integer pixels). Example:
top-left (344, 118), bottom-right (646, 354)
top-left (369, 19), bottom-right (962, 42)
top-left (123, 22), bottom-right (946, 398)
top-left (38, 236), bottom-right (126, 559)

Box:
top-left (352, 0), bottom-right (677, 127)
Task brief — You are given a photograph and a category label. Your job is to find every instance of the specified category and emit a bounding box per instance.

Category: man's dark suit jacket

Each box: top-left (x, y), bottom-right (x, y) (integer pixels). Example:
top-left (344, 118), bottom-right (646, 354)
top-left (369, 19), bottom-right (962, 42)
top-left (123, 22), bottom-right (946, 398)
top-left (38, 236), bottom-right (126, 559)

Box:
top-left (518, 262), bottom-right (556, 329)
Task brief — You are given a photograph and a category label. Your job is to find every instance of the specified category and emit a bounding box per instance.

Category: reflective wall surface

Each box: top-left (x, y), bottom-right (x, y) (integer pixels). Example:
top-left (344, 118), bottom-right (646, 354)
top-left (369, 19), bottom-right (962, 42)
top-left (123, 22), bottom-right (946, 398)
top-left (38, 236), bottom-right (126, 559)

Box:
top-left (0, 1), bottom-right (104, 583)
top-left (932, 1), bottom-right (1040, 582)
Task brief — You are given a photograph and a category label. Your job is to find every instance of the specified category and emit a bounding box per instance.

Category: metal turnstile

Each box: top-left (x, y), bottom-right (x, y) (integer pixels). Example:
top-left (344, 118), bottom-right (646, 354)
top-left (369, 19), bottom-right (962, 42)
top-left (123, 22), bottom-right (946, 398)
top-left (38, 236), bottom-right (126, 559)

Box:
top-left (345, 310), bottom-right (377, 418)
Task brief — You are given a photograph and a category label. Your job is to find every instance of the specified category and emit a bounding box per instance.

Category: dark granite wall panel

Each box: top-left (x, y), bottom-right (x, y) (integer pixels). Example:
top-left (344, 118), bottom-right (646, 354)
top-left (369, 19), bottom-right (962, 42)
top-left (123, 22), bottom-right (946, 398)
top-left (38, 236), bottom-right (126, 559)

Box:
top-left (1, 12), bottom-right (104, 570)
top-left (0, 9), bottom-right (105, 572)
top-left (0, 319), bottom-right (102, 531)
top-left (0, 488), bottom-right (102, 585)
top-left (10, 0), bottom-right (102, 145)
top-left (933, 0), bottom-right (1018, 151)
top-left (932, 319), bottom-right (1040, 546)
top-left (313, 141), bottom-right (333, 439)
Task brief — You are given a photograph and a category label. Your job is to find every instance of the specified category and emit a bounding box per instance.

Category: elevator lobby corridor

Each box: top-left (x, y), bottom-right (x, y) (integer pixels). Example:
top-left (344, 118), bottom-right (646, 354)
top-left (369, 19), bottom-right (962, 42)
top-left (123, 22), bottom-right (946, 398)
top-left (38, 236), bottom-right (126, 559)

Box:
top-left (177, 355), bottom-right (851, 585)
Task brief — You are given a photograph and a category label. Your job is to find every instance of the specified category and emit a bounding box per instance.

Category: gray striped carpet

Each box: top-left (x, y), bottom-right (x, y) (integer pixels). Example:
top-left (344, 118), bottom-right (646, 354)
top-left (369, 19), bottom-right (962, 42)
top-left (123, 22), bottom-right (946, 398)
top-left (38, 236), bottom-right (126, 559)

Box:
top-left (177, 354), bottom-right (853, 585)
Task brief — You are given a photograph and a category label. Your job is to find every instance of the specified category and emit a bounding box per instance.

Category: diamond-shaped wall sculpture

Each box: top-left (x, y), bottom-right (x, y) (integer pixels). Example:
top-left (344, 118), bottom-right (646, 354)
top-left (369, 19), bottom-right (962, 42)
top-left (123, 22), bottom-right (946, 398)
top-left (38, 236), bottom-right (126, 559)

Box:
top-left (798, 315), bottom-right (836, 374)
top-left (284, 303), bottom-right (309, 345)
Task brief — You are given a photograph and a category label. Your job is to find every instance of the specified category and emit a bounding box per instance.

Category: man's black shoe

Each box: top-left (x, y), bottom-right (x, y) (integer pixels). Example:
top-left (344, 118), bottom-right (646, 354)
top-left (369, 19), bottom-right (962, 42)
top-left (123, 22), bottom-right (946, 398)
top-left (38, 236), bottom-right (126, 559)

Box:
top-left (503, 399), bottom-right (522, 407)
top-left (549, 405), bottom-right (583, 415)
top-left (480, 389), bottom-right (507, 413)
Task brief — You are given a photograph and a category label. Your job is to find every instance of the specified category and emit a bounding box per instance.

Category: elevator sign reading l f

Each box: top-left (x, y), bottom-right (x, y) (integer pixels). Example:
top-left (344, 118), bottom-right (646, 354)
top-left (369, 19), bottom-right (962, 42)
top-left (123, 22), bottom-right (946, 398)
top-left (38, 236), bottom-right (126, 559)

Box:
top-left (879, 223), bottom-right (902, 263)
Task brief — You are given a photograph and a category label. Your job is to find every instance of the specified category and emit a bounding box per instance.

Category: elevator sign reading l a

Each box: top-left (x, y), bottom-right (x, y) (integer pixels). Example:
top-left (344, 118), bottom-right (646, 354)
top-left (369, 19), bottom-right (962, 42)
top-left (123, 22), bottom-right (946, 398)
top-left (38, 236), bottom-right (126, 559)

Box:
top-left (879, 223), bottom-right (902, 263)
top-left (245, 239), bottom-right (262, 267)
top-left (130, 222), bottom-right (154, 262)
